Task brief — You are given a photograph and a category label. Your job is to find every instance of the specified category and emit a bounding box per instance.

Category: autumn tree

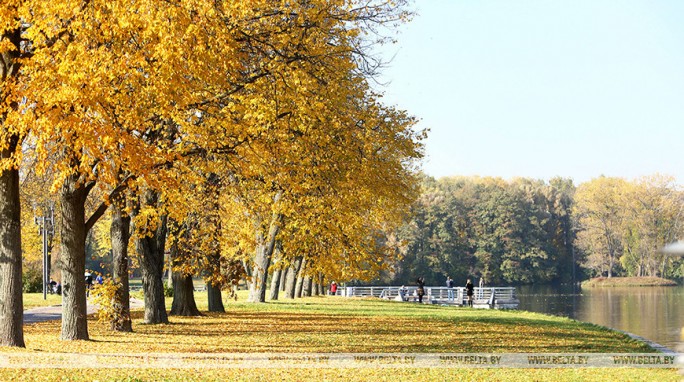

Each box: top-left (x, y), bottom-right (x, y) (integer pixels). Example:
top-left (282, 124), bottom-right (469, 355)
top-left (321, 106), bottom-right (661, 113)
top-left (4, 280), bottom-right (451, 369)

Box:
top-left (0, 1), bottom-right (30, 347)
top-left (573, 177), bottom-right (629, 278)
top-left (619, 175), bottom-right (684, 277)
top-left (4, 1), bottom-right (419, 345)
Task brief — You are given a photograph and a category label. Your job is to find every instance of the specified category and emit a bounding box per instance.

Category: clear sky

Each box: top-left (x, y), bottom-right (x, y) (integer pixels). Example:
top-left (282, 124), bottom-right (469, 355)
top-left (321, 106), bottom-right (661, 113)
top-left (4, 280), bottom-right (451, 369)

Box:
top-left (377, 0), bottom-right (684, 185)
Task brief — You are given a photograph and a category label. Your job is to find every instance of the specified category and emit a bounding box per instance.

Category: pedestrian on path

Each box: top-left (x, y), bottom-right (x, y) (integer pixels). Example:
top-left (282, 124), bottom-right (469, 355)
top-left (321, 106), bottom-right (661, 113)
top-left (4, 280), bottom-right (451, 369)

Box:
top-left (85, 271), bottom-right (93, 297)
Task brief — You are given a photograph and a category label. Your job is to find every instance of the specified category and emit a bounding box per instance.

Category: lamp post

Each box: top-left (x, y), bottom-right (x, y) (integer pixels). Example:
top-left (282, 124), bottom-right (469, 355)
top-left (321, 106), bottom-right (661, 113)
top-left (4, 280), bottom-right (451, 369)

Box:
top-left (34, 205), bottom-right (55, 300)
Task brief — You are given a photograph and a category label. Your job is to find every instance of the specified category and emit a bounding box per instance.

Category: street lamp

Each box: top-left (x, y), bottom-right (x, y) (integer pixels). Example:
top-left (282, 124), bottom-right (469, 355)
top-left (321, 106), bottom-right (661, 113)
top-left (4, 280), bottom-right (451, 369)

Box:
top-left (34, 205), bottom-right (55, 300)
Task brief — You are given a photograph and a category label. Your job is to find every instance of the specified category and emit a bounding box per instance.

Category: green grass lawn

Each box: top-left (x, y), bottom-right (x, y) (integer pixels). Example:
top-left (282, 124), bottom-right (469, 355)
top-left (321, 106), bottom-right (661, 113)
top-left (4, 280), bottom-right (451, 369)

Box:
top-left (9, 291), bottom-right (680, 381)
top-left (22, 293), bottom-right (62, 310)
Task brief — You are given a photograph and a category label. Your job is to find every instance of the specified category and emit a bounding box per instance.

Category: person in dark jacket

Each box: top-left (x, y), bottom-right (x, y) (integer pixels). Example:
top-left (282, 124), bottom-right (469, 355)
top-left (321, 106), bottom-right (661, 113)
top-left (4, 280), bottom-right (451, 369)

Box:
top-left (465, 279), bottom-right (474, 307)
top-left (416, 277), bottom-right (425, 303)
top-left (85, 271), bottom-right (93, 297)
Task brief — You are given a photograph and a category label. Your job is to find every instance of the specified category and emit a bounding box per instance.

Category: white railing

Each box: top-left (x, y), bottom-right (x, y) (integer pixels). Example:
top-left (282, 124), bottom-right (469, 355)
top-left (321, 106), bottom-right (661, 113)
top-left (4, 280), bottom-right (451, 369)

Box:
top-left (340, 286), bottom-right (518, 307)
top-left (129, 285), bottom-right (207, 292)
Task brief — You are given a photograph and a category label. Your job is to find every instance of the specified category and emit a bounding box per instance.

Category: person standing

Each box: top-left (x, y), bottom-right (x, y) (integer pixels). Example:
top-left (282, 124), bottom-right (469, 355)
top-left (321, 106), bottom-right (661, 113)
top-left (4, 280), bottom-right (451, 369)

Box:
top-left (465, 279), bottom-right (474, 307)
top-left (478, 276), bottom-right (485, 299)
top-left (329, 281), bottom-right (338, 296)
top-left (416, 277), bottom-right (425, 304)
top-left (446, 276), bottom-right (454, 301)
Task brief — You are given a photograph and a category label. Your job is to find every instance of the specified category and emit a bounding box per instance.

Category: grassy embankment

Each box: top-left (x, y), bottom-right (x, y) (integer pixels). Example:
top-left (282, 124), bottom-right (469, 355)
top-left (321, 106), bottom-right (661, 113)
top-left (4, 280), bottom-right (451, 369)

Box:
top-left (583, 276), bottom-right (678, 287)
top-left (10, 292), bottom-right (680, 381)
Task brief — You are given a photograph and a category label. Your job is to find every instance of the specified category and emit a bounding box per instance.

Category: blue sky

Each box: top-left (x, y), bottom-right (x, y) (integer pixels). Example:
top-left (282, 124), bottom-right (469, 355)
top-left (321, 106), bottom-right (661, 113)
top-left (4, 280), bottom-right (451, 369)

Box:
top-left (377, 1), bottom-right (684, 185)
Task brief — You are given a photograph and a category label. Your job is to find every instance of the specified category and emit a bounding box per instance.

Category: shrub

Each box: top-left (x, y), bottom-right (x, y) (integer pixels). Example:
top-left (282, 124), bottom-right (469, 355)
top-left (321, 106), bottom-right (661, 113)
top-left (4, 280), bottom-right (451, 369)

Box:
top-left (163, 283), bottom-right (174, 297)
top-left (23, 268), bottom-right (43, 293)
top-left (90, 279), bottom-right (127, 329)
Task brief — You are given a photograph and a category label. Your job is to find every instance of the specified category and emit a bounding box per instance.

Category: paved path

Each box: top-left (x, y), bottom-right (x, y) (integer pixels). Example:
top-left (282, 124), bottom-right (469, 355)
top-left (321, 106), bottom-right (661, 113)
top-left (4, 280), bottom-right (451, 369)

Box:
top-left (23, 298), bottom-right (144, 324)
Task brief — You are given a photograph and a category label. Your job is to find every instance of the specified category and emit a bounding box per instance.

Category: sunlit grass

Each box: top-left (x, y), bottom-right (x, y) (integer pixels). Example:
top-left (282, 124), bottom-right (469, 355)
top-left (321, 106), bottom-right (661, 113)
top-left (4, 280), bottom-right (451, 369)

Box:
top-left (22, 293), bottom-right (62, 310)
top-left (18, 295), bottom-right (655, 354)
top-left (8, 292), bottom-right (678, 381)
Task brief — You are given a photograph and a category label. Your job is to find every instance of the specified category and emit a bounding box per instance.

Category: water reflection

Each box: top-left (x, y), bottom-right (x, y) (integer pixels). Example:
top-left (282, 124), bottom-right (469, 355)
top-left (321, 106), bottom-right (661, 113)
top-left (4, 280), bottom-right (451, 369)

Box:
top-left (518, 284), bottom-right (684, 350)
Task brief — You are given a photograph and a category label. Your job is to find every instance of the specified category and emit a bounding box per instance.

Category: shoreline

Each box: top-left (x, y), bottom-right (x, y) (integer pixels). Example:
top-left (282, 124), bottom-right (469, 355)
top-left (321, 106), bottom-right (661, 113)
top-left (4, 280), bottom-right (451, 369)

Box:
top-left (613, 329), bottom-right (678, 354)
top-left (582, 276), bottom-right (678, 287)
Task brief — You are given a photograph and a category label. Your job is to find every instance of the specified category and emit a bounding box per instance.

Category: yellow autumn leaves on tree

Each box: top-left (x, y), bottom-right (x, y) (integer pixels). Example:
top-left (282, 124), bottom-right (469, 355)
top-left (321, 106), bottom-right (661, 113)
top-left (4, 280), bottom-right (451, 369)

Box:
top-left (1, 0), bottom-right (423, 344)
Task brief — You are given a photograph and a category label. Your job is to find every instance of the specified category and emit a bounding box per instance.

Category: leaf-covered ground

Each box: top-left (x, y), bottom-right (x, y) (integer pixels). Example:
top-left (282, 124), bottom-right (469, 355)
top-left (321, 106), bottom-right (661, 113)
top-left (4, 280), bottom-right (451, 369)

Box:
top-left (0, 368), bottom-right (679, 382)
top-left (18, 297), bottom-right (656, 354)
top-left (4, 295), bottom-right (680, 381)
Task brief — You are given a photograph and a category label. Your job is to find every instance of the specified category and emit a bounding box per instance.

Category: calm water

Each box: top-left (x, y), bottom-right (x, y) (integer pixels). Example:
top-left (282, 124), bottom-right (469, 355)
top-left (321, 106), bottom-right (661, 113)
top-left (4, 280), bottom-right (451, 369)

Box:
top-left (517, 284), bottom-right (684, 351)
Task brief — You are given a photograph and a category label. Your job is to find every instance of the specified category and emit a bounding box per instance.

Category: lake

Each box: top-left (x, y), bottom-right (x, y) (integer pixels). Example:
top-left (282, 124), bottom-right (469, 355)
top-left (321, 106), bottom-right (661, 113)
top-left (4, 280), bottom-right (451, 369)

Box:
top-left (517, 284), bottom-right (684, 351)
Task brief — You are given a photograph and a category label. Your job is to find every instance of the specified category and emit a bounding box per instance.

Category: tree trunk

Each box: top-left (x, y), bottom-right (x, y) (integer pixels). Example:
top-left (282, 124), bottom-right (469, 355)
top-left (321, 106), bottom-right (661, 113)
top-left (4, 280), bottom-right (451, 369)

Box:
top-left (303, 276), bottom-right (312, 297)
top-left (247, 212), bottom-right (282, 303)
top-left (0, 144), bottom-right (25, 347)
top-left (295, 258), bottom-right (307, 298)
top-left (205, 250), bottom-right (225, 313)
top-left (166, 251), bottom-right (173, 288)
top-left (138, 231), bottom-right (168, 323)
top-left (170, 272), bottom-right (201, 316)
top-left (269, 268), bottom-right (281, 301)
top-left (280, 268), bottom-right (288, 292)
top-left (268, 242), bottom-right (283, 301)
top-left (59, 174), bottom-right (89, 340)
top-left (134, 190), bottom-right (169, 324)
top-left (295, 275), bottom-right (304, 298)
top-left (283, 256), bottom-right (303, 299)
top-left (110, 203), bottom-right (132, 332)
top-left (207, 283), bottom-right (225, 313)
top-left (319, 274), bottom-right (325, 295)
top-left (168, 222), bottom-right (201, 316)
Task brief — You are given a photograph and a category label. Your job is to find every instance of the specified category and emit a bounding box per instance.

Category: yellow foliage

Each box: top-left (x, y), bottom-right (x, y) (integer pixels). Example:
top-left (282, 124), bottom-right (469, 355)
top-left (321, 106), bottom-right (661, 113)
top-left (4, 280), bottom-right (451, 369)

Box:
top-left (89, 279), bottom-right (123, 327)
top-left (5, 0), bottom-right (424, 298)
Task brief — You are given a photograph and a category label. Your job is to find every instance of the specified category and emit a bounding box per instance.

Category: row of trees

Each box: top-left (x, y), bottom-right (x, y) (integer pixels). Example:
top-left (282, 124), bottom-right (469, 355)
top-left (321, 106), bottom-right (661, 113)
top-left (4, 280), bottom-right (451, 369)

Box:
top-left (1, 0), bottom-right (423, 347)
top-left (383, 175), bottom-right (684, 286)
top-left (575, 175), bottom-right (684, 279)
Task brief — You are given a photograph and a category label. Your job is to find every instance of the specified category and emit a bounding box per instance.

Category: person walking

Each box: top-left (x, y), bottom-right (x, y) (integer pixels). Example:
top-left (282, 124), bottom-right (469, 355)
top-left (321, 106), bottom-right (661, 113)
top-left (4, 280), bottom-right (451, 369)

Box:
top-left (85, 271), bottom-right (93, 297)
top-left (465, 279), bottom-right (474, 307)
top-left (446, 276), bottom-right (454, 301)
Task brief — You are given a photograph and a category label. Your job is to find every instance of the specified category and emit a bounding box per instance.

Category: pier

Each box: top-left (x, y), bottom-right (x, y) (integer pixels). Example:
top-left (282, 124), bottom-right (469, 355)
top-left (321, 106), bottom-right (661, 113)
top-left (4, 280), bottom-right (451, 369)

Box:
top-left (338, 286), bottom-right (520, 309)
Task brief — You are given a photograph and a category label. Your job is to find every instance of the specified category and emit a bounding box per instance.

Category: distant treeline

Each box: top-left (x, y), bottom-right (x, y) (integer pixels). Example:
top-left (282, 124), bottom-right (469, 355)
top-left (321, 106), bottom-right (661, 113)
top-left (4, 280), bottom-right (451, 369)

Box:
top-left (379, 174), bottom-right (684, 286)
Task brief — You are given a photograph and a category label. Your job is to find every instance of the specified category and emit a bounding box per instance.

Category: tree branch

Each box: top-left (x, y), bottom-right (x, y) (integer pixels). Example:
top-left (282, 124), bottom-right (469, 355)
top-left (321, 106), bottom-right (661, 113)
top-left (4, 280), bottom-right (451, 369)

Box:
top-left (85, 175), bottom-right (134, 233)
